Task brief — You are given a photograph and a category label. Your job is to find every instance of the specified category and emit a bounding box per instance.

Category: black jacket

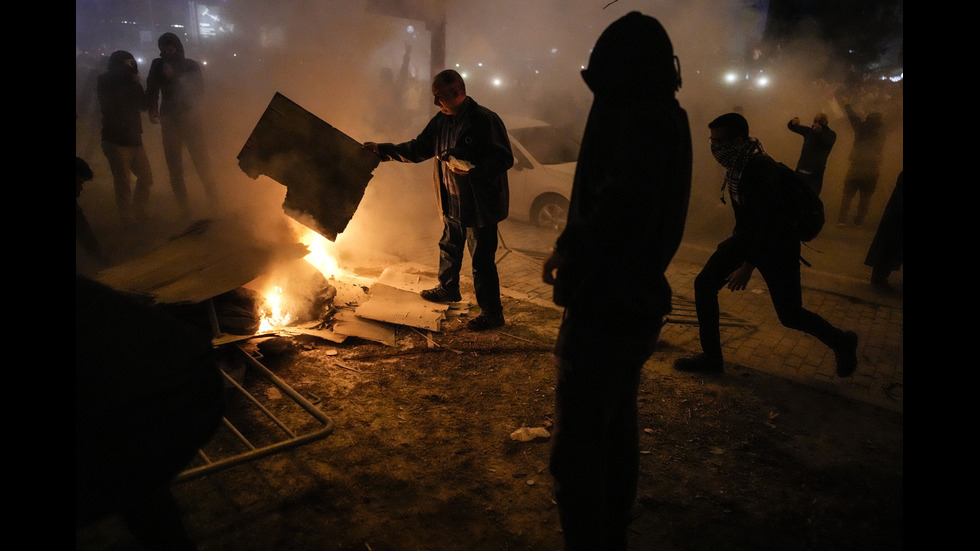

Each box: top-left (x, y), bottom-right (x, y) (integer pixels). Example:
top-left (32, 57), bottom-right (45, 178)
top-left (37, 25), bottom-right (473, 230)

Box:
top-left (376, 96), bottom-right (513, 227)
top-left (145, 32), bottom-right (205, 119)
top-left (787, 120), bottom-right (836, 177)
top-left (728, 154), bottom-right (798, 265)
top-left (553, 12), bottom-right (691, 321)
top-left (97, 50), bottom-right (145, 147)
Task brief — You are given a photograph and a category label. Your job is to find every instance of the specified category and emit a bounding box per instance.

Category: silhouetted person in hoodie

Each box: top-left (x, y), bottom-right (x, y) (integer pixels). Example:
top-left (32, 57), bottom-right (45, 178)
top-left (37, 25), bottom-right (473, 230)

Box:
top-left (98, 50), bottom-right (153, 221)
top-left (146, 32), bottom-right (219, 216)
top-left (541, 12), bottom-right (691, 550)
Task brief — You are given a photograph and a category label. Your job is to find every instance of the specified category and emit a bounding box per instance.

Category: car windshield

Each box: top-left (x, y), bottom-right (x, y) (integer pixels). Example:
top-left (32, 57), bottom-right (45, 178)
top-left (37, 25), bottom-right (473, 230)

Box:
top-left (510, 126), bottom-right (580, 165)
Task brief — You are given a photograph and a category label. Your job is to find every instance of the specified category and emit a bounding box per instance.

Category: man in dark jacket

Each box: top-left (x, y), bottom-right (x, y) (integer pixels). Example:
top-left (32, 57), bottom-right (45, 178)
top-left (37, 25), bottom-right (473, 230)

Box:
top-left (364, 70), bottom-right (513, 331)
top-left (98, 50), bottom-right (153, 221)
top-left (540, 12), bottom-right (691, 550)
top-left (674, 112), bottom-right (858, 379)
top-left (786, 112), bottom-right (836, 196)
top-left (145, 32), bottom-right (219, 215)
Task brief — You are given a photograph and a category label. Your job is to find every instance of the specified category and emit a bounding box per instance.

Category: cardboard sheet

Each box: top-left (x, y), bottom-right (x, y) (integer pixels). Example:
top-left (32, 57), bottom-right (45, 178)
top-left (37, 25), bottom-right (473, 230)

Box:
top-left (237, 92), bottom-right (381, 241)
top-left (95, 219), bottom-right (309, 305)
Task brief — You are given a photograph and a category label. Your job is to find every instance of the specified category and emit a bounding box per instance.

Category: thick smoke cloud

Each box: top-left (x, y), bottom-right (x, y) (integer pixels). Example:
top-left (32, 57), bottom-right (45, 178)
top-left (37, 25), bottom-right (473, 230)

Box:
top-left (76, 0), bottom-right (902, 281)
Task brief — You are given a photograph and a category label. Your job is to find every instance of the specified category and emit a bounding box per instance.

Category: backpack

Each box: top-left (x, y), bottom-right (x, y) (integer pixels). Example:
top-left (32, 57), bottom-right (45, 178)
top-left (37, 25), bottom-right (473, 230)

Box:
top-left (772, 160), bottom-right (825, 242)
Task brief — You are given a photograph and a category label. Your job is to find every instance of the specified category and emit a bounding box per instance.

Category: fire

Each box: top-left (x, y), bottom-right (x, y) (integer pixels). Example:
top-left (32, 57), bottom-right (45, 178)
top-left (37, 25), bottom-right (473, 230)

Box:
top-left (258, 285), bottom-right (292, 332)
top-left (287, 219), bottom-right (354, 280)
top-left (255, 222), bottom-right (353, 333)
top-left (301, 230), bottom-right (348, 279)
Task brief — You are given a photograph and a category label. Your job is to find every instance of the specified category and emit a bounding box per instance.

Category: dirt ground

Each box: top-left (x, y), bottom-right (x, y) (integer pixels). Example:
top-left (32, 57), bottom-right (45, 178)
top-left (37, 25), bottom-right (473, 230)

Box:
top-left (77, 274), bottom-right (903, 551)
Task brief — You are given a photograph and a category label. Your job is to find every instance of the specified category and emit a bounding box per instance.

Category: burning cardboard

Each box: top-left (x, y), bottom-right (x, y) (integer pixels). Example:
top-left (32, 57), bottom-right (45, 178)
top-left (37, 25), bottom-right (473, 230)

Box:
top-left (237, 92), bottom-right (381, 241)
top-left (95, 218), bottom-right (309, 305)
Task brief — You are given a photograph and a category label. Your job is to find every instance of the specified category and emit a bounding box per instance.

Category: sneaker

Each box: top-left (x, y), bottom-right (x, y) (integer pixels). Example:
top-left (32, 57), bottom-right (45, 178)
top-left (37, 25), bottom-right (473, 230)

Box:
top-left (834, 331), bottom-right (858, 378)
top-left (420, 286), bottom-right (461, 303)
top-left (467, 313), bottom-right (504, 331)
top-left (673, 353), bottom-right (724, 374)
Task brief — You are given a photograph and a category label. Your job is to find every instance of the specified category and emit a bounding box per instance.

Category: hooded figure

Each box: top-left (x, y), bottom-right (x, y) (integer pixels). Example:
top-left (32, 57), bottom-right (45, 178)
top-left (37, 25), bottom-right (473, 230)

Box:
top-left (547, 11), bottom-right (690, 317)
top-left (145, 32), bottom-right (219, 213)
top-left (145, 33), bottom-right (204, 120)
top-left (98, 50), bottom-right (154, 220)
top-left (542, 12), bottom-right (692, 551)
top-left (98, 50), bottom-right (145, 147)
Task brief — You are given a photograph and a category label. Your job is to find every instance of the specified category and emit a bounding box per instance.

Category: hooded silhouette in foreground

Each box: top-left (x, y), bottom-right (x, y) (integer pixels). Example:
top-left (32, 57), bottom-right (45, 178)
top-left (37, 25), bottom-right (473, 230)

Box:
top-left (541, 12), bottom-right (691, 550)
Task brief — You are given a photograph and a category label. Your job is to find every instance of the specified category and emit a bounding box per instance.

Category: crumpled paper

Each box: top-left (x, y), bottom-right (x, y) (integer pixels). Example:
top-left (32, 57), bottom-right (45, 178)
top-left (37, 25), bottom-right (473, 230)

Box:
top-left (509, 426), bottom-right (551, 442)
top-left (445, 156), bottom-right (475, 172)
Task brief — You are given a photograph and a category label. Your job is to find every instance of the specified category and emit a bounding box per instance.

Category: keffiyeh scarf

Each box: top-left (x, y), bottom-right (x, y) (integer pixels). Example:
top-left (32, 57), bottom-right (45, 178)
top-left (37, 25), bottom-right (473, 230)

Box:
top-left (713, 137), bottom-right (765, 205)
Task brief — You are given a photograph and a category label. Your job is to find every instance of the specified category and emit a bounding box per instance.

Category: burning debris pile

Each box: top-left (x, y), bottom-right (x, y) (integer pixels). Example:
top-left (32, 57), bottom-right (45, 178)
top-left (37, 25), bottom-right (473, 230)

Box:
top-left (221, 257), bottom-right (338, 337)
top-left (242, 240), bottom-right (469, 348)
top-left (94, 93), bottom-right (461, 349)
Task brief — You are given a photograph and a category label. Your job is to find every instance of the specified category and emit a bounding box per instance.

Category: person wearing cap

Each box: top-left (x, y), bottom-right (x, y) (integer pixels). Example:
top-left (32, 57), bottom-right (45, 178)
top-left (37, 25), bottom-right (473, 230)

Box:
top-left (787, 112), bottom-right (836, 196)
top-left (541, 11), bottom-right (691, 550)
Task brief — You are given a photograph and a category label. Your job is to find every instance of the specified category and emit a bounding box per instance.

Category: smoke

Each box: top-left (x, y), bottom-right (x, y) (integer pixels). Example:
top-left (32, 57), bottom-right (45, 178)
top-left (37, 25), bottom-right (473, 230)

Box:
top-left (76, 0), bottom-right (902, 281)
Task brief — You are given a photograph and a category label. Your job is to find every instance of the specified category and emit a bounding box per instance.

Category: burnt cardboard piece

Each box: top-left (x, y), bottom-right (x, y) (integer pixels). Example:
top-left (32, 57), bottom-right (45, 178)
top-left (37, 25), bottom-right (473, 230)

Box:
top-left (238, 92), bottom-right (381, 241)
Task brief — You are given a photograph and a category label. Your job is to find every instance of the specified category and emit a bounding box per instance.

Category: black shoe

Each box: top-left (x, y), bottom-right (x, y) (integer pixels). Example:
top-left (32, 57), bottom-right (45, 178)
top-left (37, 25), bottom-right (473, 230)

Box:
top-left (834, 331), bottom-right (858, 378)
top-left (420, 286), bottom-right (461, 303)
top-left (673, 353), bottom-right (724, 374)
top-left (467, 313), bottom-right (504, 331)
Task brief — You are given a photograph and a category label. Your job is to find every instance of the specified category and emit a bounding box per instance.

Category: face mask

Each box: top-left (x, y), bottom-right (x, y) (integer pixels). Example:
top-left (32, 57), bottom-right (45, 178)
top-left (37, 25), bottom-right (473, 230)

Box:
top-left (710, 142), bottom-right (739, 167)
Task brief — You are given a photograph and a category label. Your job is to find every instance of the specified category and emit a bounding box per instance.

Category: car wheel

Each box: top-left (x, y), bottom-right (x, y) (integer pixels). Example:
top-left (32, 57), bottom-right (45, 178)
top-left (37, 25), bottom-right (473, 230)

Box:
top-left (530, 194), bottom-right (569, 231)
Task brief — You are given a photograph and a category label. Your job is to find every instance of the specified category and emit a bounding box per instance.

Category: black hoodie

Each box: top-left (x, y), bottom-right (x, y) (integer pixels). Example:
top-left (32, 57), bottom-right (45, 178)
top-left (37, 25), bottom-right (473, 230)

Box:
top-left (145, 32), bottom-right (205, 119)
top-left (552, 12), bottom-right (692, 321)
top-left (97, 50), bottom-right (145, 147)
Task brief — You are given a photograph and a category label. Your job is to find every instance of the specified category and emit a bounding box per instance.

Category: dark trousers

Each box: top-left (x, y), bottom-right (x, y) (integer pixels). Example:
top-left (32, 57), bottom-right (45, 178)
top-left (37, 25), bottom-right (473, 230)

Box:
top-left (102, 141), bottom-right (153, 220)
top-left (437, 217), bottom-right (502, 315)
top-left (839, 173), bottom-right (878, 225)
top-left (161, 114), bottom-right (219, 212)
top-left (694, 236), bottom-right (845, 359)
top-left (550, 308), bottom-right (661, 551)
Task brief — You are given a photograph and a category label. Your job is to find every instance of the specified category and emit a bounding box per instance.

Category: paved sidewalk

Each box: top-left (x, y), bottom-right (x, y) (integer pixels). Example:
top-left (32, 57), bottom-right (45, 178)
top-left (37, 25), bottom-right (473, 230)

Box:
top-left (486, 220), bottom-right (904, 414)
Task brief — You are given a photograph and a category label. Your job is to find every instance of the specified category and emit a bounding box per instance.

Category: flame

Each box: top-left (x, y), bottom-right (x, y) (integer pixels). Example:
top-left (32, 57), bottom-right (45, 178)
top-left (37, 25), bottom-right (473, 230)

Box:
top-left (255, 223), bottom-right (354, 333)
top-left (258, 285), bottom-right (292, 332)
top-left (295, 226), bottom-right (354, 280)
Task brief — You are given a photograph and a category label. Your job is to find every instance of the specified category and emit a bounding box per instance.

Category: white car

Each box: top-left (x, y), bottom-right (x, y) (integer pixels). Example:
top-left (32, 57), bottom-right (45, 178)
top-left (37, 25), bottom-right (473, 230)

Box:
top-left (504, 117), bottom-right (580, 231)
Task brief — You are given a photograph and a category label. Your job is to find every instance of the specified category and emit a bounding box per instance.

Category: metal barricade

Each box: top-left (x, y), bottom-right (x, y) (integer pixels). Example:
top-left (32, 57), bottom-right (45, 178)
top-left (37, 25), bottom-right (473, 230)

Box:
top-left (175, 343), bottom-right (335, 483)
